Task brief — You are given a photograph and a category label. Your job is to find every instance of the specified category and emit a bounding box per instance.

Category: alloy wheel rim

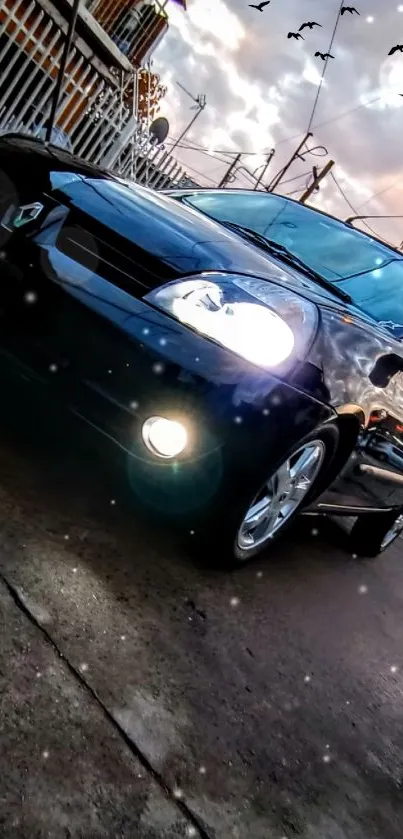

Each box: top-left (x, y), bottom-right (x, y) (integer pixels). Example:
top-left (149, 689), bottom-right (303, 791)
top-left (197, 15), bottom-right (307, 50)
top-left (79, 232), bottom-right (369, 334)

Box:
top-left (381, 513), bottom-right (403, 551)
top-left (237, 440), bottom-right (326, 552)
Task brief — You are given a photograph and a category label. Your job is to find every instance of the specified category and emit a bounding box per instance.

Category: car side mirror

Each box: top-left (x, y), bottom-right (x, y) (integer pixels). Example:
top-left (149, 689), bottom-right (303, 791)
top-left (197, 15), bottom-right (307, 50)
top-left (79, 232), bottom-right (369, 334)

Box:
top-left (369, 354), bottom-right (403, 387)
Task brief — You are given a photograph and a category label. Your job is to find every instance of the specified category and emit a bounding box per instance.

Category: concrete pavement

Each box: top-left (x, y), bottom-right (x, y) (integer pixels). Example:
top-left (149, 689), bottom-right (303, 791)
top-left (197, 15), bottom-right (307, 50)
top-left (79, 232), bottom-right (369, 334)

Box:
top-left (0, 579), bottom-right (195, 838)
top-left (1, 389), bottom-right (403, 838)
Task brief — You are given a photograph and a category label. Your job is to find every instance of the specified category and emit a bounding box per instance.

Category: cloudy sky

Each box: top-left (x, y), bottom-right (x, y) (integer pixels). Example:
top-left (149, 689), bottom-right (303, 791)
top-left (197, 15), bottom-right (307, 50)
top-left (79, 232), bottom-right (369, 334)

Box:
top-left (152, 0), bottom-right (403, 245)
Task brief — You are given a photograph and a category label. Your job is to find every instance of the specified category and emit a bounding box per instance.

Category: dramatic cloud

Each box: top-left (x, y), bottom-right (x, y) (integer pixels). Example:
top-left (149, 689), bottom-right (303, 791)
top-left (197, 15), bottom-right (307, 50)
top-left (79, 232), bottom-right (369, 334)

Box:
top-left (153, 1), bottom-right (403, 244)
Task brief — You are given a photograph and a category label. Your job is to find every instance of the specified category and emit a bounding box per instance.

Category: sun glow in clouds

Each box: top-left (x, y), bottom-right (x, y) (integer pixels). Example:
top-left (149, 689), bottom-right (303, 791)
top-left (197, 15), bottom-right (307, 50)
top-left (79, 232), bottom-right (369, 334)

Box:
top-left (201, 128), bottom-right (238, 154)
top-left (154, 0), bottom-right (403, 239)
top-left (168, 0), bottom-right (245, 52)
top-left (303, 61), bottom-right (325, 87)
top-left (188, 0), bottom-right (245, 50)
top-left (385, 62), bottom-right (403, 93)
top-left (378, 56), bottom-right (403, 108)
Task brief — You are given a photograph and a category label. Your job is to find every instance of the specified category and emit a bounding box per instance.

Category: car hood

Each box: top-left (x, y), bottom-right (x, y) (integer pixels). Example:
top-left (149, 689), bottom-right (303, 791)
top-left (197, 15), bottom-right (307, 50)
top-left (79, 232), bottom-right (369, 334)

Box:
top-left (49, 172), bottom-right (351, 310)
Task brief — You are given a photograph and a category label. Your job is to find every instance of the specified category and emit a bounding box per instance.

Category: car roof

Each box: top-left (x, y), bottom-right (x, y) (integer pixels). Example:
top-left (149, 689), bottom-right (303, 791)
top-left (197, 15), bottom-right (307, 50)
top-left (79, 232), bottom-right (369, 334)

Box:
top-left (0, 132), bottom-right (113, 179)
top-left (165, 186), bottom-right (400, 257)
top-left (3, 135), bottom-right (399, 259)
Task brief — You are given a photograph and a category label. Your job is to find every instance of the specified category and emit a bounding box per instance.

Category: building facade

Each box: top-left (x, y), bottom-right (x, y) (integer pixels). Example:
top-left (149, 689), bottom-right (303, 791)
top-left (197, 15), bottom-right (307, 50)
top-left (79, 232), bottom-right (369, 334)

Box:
top-left (0, 0), bottom-right (187, 186)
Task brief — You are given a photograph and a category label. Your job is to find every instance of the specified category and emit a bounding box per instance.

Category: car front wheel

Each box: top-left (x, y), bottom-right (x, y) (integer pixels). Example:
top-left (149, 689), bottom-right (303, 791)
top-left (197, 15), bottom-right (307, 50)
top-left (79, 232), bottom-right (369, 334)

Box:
top-left (349, 509), bottom-right (403, 558)
top-left (216, 424), bottom-right (339, 567)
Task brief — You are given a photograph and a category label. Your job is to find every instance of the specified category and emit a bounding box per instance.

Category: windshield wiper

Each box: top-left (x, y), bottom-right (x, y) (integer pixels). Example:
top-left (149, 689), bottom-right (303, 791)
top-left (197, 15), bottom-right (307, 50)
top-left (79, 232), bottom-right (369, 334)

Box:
top-left (223, 220), bottom-right (353, 304)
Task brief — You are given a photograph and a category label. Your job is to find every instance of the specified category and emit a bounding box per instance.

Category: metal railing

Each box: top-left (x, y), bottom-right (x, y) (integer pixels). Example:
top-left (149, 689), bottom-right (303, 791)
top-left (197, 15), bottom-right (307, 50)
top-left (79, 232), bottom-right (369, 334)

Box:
top-left (114, 122), bottom-right (184, 185)
top-left (0, 0), bottom-right (186, 188)
top-left (84, 0), bottom-right (168, 66)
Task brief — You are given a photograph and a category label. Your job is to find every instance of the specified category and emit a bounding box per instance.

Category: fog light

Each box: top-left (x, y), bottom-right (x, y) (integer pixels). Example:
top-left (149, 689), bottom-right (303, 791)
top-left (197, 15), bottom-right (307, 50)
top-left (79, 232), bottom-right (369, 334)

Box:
top-left (142, 416), bottom-right (188, 459)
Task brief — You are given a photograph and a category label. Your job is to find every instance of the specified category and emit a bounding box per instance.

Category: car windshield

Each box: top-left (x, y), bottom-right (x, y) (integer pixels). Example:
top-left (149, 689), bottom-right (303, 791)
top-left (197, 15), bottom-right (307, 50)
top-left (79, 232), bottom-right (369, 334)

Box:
top-left (179, 190), bottom-right (403, 338)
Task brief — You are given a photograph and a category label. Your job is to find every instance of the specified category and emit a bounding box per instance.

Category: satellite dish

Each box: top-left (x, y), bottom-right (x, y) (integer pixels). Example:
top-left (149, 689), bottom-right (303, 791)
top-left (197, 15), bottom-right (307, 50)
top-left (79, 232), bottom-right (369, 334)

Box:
top-left (149, 117), bottom-right (169, 145)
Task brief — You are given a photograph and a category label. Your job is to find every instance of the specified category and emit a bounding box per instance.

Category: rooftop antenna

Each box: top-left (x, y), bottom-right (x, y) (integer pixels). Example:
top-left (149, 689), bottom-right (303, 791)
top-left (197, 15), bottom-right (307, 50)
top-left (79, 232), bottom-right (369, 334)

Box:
top-left (170, 81), bottom-right (206, 153)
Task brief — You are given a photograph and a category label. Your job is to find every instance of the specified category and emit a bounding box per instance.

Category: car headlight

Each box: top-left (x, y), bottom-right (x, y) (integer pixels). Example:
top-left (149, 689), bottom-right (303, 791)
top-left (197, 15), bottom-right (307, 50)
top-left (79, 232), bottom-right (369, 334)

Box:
top-left (144, 273), bottom-right (318, 369)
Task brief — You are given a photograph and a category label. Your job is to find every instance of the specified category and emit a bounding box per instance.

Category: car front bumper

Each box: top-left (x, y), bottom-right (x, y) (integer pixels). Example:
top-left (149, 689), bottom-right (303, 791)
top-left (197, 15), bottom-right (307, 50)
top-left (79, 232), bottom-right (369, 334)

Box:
top-left (91, 302), bottom-right (338, 521)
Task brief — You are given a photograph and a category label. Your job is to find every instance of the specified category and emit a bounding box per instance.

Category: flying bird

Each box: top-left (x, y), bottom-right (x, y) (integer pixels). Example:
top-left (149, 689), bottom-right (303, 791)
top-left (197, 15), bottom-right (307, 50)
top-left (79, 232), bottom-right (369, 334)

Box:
top-left (315, 51), bottom-right (335, 60)
top-left (248, 1), bottom-right (270, 10)
top-left (288, 31), bottom-right (304, 40)
top-left (389, 45), bottom-right (403, 55)
top-left (340, 6), bottom-right (360, 15)
top-left (299, 21), bottom-right (322, 31)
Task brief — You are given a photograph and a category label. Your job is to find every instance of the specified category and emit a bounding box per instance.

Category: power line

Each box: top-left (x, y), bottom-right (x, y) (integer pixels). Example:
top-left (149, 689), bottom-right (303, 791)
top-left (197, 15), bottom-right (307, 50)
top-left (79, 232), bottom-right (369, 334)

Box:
top-left (306, 0), bottom-right (344, 133)
top-left (279, 170), bottom-right (312, 187)
top-left (330, 171), bottom-right (384, 239)
top-left (177, 160), bottom-right (219, 184)
top-left (330, 171), bottom-right (366, 218)
top-left (313, 95), bottom-right (382, 133)
top-left (283, 167), bottom-right (333, 197)
top-left (356, 174), bottom-right (403, 209)
top-left (285, 186), bottom-right (306, 197)
top-left (164, 138), bottom-right (234, 165)
top-left (235, 168), bottom-right (260, 187)
top-left (165, 136), bottom-right (291, 157)
top-left (267, 131), bottom-right (313, 193)
top-left (165, 93), bottom-right (383, 165)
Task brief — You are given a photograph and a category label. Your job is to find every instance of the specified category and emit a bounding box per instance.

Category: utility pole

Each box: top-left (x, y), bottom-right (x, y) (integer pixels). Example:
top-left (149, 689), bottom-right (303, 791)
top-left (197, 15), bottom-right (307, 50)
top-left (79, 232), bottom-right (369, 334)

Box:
top-left (299, 159), bottom-right (334, 203)
top-left (218, 153), bottom-right (242, 188)
top-left (253, 148), bottom-right (275, 190)
top-left (170, 83), bottom-right (206, 153)
top-left (45, 0), bottom-right (81, 143)
top-left (266, 132), bottom-right (313, 193)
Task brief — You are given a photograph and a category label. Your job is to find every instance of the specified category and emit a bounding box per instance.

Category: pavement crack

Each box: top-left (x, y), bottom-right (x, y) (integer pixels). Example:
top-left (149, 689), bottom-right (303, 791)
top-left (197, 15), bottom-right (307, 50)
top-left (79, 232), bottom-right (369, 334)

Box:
top-left (0, 573), bottom-right (213, 839)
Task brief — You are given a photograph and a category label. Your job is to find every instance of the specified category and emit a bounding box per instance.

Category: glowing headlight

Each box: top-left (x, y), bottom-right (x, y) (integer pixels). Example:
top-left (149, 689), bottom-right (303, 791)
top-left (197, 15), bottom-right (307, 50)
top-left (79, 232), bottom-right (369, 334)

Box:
top-left (142, 416), bottom-right (188, 458)
top-left (173, 293), bottom-right (294, 367)
top-left (144, 273), bottom-right (318, 369)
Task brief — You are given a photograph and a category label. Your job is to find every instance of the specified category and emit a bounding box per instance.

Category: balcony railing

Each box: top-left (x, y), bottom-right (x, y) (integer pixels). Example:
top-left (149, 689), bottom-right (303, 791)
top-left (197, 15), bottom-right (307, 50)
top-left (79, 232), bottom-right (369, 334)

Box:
top-left (84, 0), bottom-right (168, 67)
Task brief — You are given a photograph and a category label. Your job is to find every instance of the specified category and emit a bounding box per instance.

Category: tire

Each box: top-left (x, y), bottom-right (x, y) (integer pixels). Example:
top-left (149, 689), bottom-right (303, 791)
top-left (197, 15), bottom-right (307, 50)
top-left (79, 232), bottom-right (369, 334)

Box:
top-left (350, 509), bottom-right (403, 558)
top-left (198, 423), bottom-right (339, 569)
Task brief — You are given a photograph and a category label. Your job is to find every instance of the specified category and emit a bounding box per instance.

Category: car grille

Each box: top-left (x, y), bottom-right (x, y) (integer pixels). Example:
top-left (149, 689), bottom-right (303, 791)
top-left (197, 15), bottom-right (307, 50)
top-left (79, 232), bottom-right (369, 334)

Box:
top-left (55, 206), bottom-right (172, 295)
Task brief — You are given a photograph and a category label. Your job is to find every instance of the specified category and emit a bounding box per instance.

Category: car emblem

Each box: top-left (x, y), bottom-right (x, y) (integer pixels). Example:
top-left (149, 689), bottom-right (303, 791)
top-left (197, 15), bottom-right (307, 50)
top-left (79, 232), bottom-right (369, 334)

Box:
top-left (1, 202), bottom-right (44, 231)
top-left (12, 202), bottom-right (44, 228)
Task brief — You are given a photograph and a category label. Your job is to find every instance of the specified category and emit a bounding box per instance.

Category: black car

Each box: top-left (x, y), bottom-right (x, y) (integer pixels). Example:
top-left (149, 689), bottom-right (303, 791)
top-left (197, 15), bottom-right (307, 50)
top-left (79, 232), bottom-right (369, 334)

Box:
top-left (1, 134), bottom-right (403, 567)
